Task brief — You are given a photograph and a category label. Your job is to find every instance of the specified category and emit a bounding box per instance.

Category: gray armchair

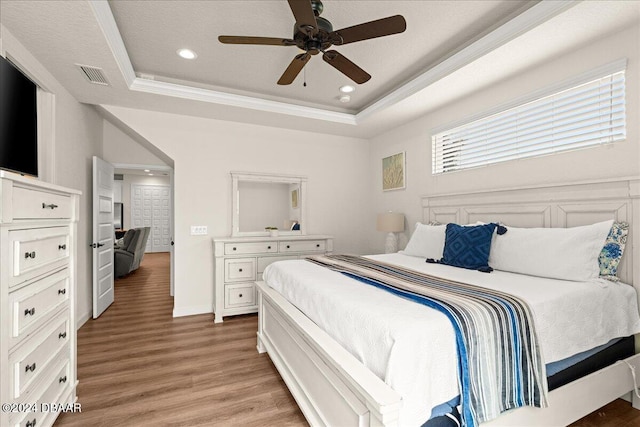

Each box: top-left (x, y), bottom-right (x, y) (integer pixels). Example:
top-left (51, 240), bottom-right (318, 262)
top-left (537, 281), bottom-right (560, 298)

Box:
top-left (134, 227), bottom-right (151, 269)
top-left (114, 227), bottom-right (150, 278)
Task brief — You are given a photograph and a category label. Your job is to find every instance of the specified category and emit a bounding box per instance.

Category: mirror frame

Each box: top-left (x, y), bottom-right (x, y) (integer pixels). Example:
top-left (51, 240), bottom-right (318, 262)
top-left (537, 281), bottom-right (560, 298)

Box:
top-left (231, 171), bottom-right (308, 237)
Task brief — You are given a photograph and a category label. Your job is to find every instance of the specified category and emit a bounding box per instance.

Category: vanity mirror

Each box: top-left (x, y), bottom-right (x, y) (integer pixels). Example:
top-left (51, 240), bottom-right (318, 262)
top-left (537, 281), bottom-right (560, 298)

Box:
top-left (231, 172), bottom-right (307, 236)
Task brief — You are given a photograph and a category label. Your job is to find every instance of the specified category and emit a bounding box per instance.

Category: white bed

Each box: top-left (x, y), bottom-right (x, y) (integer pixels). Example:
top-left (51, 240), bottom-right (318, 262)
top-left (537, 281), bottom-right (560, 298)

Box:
top-left (256, 178), bottom-right (640, 426)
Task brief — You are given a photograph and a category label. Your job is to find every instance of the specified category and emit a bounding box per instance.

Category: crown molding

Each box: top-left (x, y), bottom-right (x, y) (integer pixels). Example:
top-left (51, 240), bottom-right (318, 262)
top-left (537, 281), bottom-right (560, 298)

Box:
top-left (356, 0), bottom-right (576, 123)
top-left (129, 77), bottom-right (357, 125)
top-left (89, 0), bottom-right (356, 125)
top-left (89, 0), bottom-right (576, 126)
top-left (88, 0), bottom-right (136, 86)
top-left (111, 163), bottom-right (173, 171)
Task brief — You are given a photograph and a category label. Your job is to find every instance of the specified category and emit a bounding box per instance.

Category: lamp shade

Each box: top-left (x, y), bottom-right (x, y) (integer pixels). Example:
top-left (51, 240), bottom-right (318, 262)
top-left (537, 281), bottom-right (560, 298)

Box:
top-left (377, 212), bottom-right (405, 233)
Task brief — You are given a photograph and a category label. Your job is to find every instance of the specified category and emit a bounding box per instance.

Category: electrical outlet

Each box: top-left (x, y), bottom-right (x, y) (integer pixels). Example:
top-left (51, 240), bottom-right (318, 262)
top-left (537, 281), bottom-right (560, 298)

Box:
top-left (190, 226), bottom-right (208, 235)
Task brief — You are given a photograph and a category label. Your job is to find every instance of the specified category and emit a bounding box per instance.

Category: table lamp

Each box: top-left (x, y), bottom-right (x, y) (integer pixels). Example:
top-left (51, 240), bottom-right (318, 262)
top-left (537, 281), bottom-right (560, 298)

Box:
top-left (377, 212), bottom-right (405, 253)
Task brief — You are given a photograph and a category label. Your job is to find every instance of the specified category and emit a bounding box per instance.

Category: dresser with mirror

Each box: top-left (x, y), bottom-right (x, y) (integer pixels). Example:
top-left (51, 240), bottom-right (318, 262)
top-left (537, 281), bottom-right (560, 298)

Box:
top-left (212, 172), bottom-right (332, 323)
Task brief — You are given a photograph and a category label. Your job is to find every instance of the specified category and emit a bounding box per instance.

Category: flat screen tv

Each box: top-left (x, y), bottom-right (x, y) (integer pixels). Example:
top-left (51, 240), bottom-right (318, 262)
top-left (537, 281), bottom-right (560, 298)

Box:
top-left (0, 55), bottom-right (38, 177)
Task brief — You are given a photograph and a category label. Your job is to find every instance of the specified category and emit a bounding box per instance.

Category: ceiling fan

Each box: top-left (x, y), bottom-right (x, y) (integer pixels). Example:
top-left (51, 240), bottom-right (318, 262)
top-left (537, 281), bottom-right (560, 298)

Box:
top-left (218, 0), bottom-right (407, 85)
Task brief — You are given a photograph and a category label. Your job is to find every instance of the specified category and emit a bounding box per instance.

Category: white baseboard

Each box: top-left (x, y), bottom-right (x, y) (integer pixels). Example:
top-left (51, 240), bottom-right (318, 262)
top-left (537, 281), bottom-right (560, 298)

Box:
top-left (172, 305), bottom-right (212, 318)
top-left (76, 310), bottom-right (91, 330)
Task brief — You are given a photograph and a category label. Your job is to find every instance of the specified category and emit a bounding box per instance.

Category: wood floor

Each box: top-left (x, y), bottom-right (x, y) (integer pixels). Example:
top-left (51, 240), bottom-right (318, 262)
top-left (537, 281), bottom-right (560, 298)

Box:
top-left (55, 253), bottom-right (305, 427)
top-left (55, 252), bottom-right (640, 427)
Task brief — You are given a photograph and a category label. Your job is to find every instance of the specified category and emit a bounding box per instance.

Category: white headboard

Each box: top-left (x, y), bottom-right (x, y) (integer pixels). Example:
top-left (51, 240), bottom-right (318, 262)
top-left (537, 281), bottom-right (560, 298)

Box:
top-left (421, 178), bottom-right (640, 301)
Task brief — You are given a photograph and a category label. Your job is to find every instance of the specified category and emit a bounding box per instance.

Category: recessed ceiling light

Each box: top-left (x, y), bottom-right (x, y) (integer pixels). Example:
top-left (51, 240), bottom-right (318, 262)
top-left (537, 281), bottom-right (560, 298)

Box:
top-left (148, 173), bottom-right (154, 176)
top-left (177, 48), bottom-right (197, 60)
top-left (339, 95), bottom-right (351, 103)
top-left (339, 85), bottom-right (355, 93)
top-left (144, 169), bottom-right (150, 172)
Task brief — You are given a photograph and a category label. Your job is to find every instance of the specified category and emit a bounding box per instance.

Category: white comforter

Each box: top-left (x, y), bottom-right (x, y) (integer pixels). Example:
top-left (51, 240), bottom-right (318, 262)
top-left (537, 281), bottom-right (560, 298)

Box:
top-left (263, 253), bottom-right (640, 426)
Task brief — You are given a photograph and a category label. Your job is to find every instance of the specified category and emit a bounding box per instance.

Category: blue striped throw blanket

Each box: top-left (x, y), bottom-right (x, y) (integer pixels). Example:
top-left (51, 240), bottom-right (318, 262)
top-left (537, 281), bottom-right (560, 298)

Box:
top-left (306, 254), bottom-right (548, 427)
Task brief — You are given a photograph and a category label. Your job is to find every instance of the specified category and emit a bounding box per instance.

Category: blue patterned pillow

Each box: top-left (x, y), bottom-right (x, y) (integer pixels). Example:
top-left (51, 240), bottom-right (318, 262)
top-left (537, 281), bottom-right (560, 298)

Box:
top-left (599, 222), bottom-right (628, 281)
top-left (440, 223), bottom-right (499, 272)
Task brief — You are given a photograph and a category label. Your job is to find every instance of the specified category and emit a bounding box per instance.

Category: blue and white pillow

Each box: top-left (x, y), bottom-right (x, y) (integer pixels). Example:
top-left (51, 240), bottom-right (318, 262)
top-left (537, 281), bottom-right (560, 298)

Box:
top-left (438, 223), bottom-right (503, 272)
top-left (599, 222), bottom-right (629, 281)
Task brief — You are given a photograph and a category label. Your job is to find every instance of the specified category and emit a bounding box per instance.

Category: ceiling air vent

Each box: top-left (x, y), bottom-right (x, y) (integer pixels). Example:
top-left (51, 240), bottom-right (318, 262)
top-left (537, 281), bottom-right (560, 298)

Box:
top-left (76, 64), bottom-right (110, 86)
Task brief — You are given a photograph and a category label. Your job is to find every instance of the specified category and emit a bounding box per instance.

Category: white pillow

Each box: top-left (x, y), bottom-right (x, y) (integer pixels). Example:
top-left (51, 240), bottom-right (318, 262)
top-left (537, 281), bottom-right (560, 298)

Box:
top-left (489, 220), bottom-right (613, 281)
top-left (400, 223), bottom-right (446, 259)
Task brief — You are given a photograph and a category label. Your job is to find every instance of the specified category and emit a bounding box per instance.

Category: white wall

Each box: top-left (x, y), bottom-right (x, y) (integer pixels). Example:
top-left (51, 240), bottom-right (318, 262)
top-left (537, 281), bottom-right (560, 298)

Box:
top-left (370, 24), bottom-right (640, 251)
top-left (102, 120), bottom-right (167, 166)
top-left (103, 106), bottom-right (372, 317)
top-left (1, 26), bottom-right (104, 327)
top-left (102, 115), bottom-right (172, 250)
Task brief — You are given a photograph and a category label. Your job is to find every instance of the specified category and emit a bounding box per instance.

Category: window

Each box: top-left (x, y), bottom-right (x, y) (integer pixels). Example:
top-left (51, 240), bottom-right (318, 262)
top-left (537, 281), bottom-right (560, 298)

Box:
top-left (432, 63), bottom-right (626, 174)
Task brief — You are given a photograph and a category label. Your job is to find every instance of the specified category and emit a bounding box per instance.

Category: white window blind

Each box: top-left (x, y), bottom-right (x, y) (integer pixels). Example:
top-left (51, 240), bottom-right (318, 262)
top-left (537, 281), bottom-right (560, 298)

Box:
top-left (432, 69), bottom-right (626, 174)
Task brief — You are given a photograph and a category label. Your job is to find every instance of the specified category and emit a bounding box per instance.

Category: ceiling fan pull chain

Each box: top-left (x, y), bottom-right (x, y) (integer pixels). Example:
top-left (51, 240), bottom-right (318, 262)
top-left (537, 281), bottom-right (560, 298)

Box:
top-left (303, 67), bottom-right (307, 87)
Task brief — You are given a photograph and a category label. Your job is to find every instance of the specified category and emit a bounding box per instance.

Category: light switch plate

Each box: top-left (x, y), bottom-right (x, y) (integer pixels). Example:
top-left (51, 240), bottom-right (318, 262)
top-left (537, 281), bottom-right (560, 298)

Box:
top-left (190, 225), bottom-right (208, 235)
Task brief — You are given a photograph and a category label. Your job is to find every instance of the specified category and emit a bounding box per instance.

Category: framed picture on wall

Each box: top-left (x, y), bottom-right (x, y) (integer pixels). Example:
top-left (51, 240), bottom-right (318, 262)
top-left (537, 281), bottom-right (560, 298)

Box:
top-left (382, 151), bottom-right (405, 191)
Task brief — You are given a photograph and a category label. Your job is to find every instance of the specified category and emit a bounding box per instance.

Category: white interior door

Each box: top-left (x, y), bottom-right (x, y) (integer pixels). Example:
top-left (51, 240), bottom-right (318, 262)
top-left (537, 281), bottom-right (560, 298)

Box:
top-left (131, 184), bottom-right (171, 252)
top-left (92, 156), bottom-right (115, 318)
top-left (153, 186), bottom-right (172, 252)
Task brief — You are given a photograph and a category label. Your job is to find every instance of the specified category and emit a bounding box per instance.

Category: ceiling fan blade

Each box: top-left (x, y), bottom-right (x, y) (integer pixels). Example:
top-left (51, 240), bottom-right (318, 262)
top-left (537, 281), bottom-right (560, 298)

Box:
top-left (287, 0), bottom-right (318, 36)
top-left (277, 53), bottom-right (312, 85)
top-left (322, 50), bottom-right (371, 84)
top-left (329, 15), bottom-right (407, 45)
top-left (218, 36), bottom-right (296, 46)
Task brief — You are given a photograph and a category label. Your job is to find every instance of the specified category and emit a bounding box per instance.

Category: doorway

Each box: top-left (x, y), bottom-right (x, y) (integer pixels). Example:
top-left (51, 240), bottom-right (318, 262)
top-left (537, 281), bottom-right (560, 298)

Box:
top-left (113, 163), bottom-right (175, 297)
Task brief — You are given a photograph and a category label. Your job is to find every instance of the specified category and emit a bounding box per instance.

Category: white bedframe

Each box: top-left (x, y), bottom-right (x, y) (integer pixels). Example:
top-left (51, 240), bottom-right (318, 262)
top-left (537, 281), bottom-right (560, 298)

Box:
top-left (256, 177), bottom-right (640, 426)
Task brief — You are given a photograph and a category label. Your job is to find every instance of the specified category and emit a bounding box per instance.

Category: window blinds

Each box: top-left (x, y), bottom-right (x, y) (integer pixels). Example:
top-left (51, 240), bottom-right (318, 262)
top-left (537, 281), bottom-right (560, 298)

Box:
top-left (432, 69), bottom-right (626, 174)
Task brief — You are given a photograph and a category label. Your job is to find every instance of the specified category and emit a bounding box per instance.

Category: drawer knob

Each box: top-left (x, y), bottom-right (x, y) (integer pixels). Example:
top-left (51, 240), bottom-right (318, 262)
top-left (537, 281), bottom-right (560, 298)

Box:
top-left (239, 268), bottom-right (243, 272)
top-left (26, 419), bottom-right (37, 427)
top-left (58, 289), bottom-right (67, 295)
top-left (59, 332), bottom-right (67, 339)
top-left (239, 293), bottom-right (243, 298)
top-left (286, 245), bottom-right (290, 249)
top-left (58, 244), bottom-right (67, 250)
top-left (25, 362), bottom-right (37, 373)
top-left (316, 244), bottom-right (320, 248)
top-left (267, 246), bottom-right (271, 249)
top-left (42, 202), bottom-right (59, 209)
top-left (24, 307), bottom-right (36, 316)
top-left (24, 251), bottom-right (36, 259)
top-left (232, 247), bottom-right (237, 251)
top-left (59, 375), bottom-right (68, 384)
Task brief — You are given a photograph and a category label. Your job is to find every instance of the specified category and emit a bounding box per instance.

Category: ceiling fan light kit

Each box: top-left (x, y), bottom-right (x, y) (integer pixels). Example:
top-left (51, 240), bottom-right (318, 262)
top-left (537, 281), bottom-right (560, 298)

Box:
top-left (218, 0), bottom-right (406, 86)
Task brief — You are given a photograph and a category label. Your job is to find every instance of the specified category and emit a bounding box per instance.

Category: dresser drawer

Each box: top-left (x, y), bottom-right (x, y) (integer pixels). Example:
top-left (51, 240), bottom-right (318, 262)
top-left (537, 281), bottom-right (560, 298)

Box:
top-left (224, 283), bottom-right (256, 308)
top-left (10, 355), bottom-right (70, 427)
top-left (224, 242), bottom-right (277, 255)
top-left (224, 258), bottom-right (256, 282)
top-left (12, 186), bottom-right (72, 220)
top-left (279, 240), bottom-right (326, 253)
top-left (9, 313), bottom-right (70, 401)
top-left (9, 269), bottom-right (70, 346)
top-left (9, 227), bottom-right (70, 288)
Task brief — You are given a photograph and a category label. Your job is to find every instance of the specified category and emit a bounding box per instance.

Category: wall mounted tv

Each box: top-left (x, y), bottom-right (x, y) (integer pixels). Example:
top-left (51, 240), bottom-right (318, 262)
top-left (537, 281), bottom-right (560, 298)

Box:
top-left (0, 55), bottom-right (38, 177)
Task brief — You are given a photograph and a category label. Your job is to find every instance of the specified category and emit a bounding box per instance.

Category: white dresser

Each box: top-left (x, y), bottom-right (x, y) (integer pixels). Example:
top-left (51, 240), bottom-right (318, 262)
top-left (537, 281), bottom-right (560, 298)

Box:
top-left (213, 235), bottom-right (333, 323)
top-left (0, 171), bottom-right (80, 427)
